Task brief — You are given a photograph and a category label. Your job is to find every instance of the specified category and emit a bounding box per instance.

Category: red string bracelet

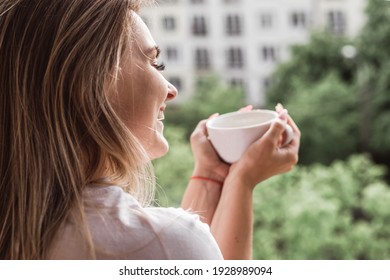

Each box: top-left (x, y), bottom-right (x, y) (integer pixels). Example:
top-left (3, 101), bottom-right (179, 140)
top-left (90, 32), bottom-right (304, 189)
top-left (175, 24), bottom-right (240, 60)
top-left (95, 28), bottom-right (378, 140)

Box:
top-left (190, 176), bottom-right (224, 187)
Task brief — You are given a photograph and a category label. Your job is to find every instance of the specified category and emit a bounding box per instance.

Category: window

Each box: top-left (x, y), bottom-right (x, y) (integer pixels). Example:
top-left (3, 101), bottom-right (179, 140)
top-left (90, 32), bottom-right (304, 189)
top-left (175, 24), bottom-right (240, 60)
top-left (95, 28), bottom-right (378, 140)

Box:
top-left (290, 11), bottom-right (306, 28)
top-left (263, 77), bottom-right (273, 90)
top-left (195, 48), bottom-right (211, 70)
top-left (229, 78), bottom-right (245, 89)
top-left (328, 10), bottom-right (346, 35)
top-left (261, 46), bottom-right (277, 62)
top-left (166, 47), bottom-right (178, 61)
top-left (226, 14), bottom-right (242, 36)
top-left (162, 16), bottom-right (176, 31)
top-left (192, 16), bottom-right (208, 36)
top-left (260, 13), bottom-right (273, 29)
top-left (227, 47), bottom-right (244, 68)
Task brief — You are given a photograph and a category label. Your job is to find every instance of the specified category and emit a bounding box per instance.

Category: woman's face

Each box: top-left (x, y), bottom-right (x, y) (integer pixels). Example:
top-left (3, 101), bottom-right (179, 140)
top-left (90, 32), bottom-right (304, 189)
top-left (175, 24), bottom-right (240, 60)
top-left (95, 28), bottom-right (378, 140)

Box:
top-left (111, 13), bottom-right (177, 160)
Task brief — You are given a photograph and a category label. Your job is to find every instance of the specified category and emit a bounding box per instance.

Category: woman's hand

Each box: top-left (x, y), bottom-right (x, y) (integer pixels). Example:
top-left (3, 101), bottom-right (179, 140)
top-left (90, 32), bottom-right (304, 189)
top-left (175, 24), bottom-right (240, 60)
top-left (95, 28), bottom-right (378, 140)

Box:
top-left (188, 105), bottom-right (300, 259)
top-left (190, 114), bottom-right (230, 182)
top-left (190, 106), bottom-right (253, 182)
top-left (228, 105), bottom-right (301, 189)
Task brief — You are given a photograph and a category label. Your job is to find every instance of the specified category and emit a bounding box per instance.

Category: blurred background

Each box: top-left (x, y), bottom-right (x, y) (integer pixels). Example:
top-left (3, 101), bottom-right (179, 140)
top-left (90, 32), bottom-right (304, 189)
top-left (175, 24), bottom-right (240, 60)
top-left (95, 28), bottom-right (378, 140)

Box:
top-left (142, 0), bottom-right (390, 259)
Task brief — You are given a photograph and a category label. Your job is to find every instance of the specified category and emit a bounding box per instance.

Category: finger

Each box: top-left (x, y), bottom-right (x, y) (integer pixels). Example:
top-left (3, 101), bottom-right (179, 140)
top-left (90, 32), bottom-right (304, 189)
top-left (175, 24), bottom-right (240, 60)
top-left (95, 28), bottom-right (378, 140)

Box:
top-left (201, 113), bottom-right (220, 137)
top-left (196, 113), bottom-right (219, 134)
top-left (275, 106), bottom-right (301, 142)
top-left (275, 103), bottom-right (284, 113)
top-left (281, 143), bottom-right (300, 166)
top-left (285, 115), bottom-right (301, 147)
top-left (287, 115), bottom-right (300, 134)
top-left (208, 112), bottom-right (219, 119)
top-left (278, 109), bottom-right (288, 121)
top-left (238, 105), bottom-right (253, 112)
top-left (262, 119), bottom-right (287, 147)
top-left (191, 119), bottom-right (208, 139)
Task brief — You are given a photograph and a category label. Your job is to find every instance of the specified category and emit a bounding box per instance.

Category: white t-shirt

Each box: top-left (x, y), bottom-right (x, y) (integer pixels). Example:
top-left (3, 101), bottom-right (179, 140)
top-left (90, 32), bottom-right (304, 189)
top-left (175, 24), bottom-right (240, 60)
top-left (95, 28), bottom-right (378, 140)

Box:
top-left (49, 185), bottom-right (223, 260)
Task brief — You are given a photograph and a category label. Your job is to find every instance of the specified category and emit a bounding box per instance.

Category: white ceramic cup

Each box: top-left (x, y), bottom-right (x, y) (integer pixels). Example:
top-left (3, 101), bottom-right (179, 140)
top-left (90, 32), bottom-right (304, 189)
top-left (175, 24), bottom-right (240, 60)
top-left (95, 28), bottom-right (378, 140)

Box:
top-left (206, 110), bottom-right (293, 164)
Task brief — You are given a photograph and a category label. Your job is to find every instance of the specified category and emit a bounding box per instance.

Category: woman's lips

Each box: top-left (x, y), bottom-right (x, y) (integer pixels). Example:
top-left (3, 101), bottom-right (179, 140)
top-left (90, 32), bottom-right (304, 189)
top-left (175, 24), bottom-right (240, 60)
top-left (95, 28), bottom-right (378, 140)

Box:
top-left (158, 105), bottom-right (166, 121)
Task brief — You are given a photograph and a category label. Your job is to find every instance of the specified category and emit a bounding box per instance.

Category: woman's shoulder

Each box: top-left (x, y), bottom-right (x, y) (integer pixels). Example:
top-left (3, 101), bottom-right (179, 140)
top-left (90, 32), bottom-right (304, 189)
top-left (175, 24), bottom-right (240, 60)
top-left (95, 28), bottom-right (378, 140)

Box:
top-left (82, 185), bottom-right (223, 260)
top-left (83, 185), bottom-right (203, 227)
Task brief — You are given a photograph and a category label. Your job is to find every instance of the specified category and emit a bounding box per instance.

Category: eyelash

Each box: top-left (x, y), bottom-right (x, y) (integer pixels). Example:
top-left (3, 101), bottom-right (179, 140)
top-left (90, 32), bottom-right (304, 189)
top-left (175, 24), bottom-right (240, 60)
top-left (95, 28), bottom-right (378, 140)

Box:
top-left (153, 62), bottom-right (165, 71)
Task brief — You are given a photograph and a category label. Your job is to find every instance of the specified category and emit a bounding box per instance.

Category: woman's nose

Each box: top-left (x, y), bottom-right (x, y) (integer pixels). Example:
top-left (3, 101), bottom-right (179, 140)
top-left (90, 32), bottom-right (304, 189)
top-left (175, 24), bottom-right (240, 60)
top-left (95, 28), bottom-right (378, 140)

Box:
top-left (166, 82), bottom-right (178, 101)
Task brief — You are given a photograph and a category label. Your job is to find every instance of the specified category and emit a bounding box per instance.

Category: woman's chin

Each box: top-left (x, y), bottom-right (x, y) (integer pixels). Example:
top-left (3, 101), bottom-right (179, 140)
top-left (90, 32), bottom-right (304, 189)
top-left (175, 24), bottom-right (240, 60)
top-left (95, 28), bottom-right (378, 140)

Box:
top-left (148, 139), bottom-right (169, 161)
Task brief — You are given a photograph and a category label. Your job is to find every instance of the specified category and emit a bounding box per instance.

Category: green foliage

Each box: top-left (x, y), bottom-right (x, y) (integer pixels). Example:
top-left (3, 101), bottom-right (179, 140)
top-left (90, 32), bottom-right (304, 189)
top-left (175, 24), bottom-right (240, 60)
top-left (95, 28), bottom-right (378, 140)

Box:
top-left (153, 125), bottom-right (193, 207)
top-left (267, 32), bottom-right (355, 105)
top-left (284, 73), bottom-right (359, 164)
top-left (265, 32), bottom-right (361, 165)
top-left (358, 56), bottom-right (390, 155)
top-left (357, 0), bottom-right (390, 65)
top-left (252, 154), bottom-right (390, 259)
top-left (154, 138), bottom-right (390, 259)
top-left (356, 0), bottom-right (390, 157)
top-left (266, 0), bottom-right (390, 166)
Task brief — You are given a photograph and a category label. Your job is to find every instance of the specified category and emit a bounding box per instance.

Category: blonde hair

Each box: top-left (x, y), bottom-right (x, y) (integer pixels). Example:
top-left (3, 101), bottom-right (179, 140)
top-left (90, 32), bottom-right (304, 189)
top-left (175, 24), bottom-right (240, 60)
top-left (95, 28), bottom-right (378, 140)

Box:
top-left (0, 0), bottom-right (155, 259)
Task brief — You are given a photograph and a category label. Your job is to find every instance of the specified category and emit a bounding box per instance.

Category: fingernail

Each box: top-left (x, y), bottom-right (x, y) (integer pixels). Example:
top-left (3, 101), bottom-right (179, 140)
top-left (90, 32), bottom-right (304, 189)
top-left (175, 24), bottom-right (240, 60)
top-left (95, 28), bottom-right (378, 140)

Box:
top-left (278, 109), bottom-right (288, 121)
top-left (238, 105), bottom-right (253, 112)
top-left (209, 113), bottom-right (219, 119)
top-left (240, 105), bottom-right (253, 111)
top-left (275, 103), bottom-right (284, 112)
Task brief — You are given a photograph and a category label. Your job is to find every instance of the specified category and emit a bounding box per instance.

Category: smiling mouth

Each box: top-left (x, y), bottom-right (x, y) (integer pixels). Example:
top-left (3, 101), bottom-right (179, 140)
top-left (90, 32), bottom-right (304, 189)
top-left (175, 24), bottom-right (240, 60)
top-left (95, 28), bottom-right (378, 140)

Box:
top-left (157, 111), bottom-right (165, 121)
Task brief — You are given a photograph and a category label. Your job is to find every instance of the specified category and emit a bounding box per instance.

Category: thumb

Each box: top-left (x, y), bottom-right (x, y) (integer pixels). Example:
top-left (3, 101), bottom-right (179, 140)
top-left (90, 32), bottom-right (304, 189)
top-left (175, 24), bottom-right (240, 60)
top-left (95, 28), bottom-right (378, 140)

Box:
top-left (263, 119), bottom-right (286, 147)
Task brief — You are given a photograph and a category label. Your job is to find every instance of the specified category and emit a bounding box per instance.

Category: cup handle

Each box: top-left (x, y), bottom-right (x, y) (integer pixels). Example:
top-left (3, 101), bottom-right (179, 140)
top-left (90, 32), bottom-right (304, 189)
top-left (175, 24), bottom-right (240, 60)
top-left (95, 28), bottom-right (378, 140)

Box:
top-left (281, 124), bottom-right (293, 147)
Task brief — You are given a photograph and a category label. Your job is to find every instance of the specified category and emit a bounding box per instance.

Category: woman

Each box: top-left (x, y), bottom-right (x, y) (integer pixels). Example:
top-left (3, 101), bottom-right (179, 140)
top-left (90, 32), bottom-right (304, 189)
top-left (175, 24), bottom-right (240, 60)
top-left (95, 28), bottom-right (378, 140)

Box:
top-left (0, 0), bottom-right (300, 259)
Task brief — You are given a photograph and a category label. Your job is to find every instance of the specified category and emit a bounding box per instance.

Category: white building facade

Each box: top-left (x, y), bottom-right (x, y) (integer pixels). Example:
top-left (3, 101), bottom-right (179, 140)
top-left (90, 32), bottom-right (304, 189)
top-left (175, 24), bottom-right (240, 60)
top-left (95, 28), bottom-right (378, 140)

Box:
top-left (141, 0), bottom-right (367, 105)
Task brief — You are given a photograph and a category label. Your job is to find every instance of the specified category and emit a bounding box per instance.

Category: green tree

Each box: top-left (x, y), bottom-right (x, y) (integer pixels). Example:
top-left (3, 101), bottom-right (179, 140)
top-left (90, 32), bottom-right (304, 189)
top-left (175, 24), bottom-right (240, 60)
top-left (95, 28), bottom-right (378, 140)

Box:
top-left (357, 0), bottom-right (390, 66)
top-left (266, 0), bottom-right (390, 168)
top-left (284, 73), bottom-right (359, 164)
top-left (267, 31), bottom-right (356, 106)
top-left (154, 139), bottom-right (390, 259)
top-left (252, 155), bottom-right (390, 259)
top-left (356, 0), bottom-right (390, 163)
top-left (153, 125), bottom-right (193, 207)
top-left (265, 32), bottom-right (360, 165)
